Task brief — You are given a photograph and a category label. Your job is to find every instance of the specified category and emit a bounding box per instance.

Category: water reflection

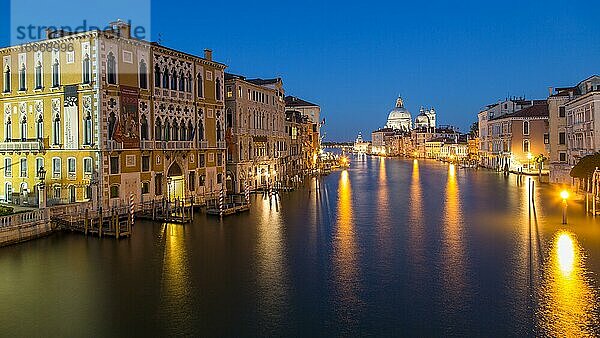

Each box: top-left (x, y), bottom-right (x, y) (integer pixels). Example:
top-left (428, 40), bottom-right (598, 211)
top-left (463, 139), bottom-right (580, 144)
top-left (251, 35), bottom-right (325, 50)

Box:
top-left (408, 160), bottom-right (424, 263)
top-left (159, 223), bottom-right (192, 333)
top-left (377, 158), bottom-right (392, 258)
top-left (333, 170), bottom-right (361, 324)
top-left (256, 195), bottom-right (288, 326)
top-left (538, 231), bottom-right (599, 336)
top-left (441, 164), bottom-right (466, 304)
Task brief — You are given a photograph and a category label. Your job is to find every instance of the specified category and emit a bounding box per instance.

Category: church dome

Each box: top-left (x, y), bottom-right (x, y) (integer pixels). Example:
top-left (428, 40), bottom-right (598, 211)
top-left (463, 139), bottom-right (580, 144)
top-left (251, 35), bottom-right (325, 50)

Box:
top-left (386, 96), bottom-right (412, 130)
top-left (387, 97), bottom-right (411, 120)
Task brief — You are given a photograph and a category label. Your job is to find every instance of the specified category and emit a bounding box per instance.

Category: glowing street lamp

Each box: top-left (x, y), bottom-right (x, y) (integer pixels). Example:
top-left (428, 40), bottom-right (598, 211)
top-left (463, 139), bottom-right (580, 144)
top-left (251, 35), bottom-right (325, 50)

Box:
top-left (561, 190), bottom-right (569, 225)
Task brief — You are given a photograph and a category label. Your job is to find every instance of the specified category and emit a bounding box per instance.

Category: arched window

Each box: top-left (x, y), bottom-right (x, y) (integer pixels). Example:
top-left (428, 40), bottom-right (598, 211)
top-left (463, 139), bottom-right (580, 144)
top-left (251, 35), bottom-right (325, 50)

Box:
top-left (188, 120), bottom-right (193, 141)
top-left (171, 70), bottom-right (177, 90)
top-left (179, 71), bottom-right (185, 91)
top-left (226, 108), bottom-right (233, 129)
top-left (215, 77), bottom-right (222, 101)
top-left (172, 120), bottom-right (179, 141)
top-left (20, 116), bottom-right (27, 141)
top-left (82, 54), bottom-right (90, 84)
top-left (19, 63), bottom-right (26, 91)
top-left (3, 65), bottom-right (10, 92)
top-left (162, 68), bottom-right (169, 88)
top-left (216, 121), bottom-right (222, 141)
top-left (140, 115), bottom-right (148, 140)
top-left (52, 59), bottom-right (60, 87)
top-left (198, 120), bottom-right (204, 141)
top-left (107, 52), bottom-right (116, 84)
top-left (154, 64), bottom-right (161, 88)
top-left (83, 114), bottom-right (92, 145)
top-left (139, 60), bottom-right (147, 89)
top-left (53, 114), bottom-right (60, 145)
top-left (197, 73), bottom-right (203, 97)
top-left (36, 115), bottom-right (43, 139)
top-left (180, 120), bottom-right (187, 141)
top-left (108, 112), bottom-right (116, 140)
top-left (155, 117), bottom-right (162, 141)
top-left (165, 120), bottom-right (171, 141)
top-left (5, 117), bottom-right (11, 141)
top-left (186, 73), bottom-right (192, 93)
top-left (35, 61), bottom-right (42, 89)
top-left (523, 121), bottom-right (529, 135)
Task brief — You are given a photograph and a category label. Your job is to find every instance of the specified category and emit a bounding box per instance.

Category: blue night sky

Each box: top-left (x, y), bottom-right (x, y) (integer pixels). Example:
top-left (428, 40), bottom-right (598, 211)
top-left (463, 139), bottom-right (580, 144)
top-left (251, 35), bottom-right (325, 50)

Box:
top-left (2, 0), bottom-right (600, 141)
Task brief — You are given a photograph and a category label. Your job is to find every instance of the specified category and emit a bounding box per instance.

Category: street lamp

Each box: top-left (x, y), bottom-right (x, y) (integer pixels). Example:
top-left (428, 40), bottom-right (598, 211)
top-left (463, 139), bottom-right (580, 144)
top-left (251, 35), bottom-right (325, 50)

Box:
top-left (561, 190), bottom-right (569, 225)
top-left (37, 166), bottom-right (47, 209)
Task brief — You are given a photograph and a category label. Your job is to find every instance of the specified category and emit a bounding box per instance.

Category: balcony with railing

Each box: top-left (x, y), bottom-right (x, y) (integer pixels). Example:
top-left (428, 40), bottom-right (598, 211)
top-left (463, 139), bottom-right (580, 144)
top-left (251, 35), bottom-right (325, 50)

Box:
top-left (0, 138), bottom-right (45, 152)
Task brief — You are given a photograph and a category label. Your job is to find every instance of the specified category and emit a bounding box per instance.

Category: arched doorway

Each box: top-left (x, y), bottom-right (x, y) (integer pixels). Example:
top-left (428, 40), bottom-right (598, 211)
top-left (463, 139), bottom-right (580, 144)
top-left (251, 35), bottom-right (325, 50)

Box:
top-left (167, 162), bottom-right (185, 202)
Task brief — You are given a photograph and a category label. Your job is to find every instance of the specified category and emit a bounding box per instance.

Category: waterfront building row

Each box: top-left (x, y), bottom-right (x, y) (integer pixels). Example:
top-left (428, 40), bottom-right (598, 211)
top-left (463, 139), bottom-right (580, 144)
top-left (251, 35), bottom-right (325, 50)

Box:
top-left (0, 20), bottom-right (321, 209)
top-left (475, 75), bottom-right (600, 184)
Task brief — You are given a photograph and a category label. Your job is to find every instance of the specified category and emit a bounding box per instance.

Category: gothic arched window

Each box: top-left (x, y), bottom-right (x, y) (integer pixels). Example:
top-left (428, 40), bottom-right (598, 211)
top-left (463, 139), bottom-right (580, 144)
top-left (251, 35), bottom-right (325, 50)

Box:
top-left (108, 112), bottom-right (116, 140)
top-left (215, 77), bottom-right (222, 101)
top-left (20, 116), bottom-right (27, 141)
top-left (140, 114), bottom-right (148, 140)
top-left (3, 65), bottom-right (10, 92)
top-left (53, 114), bottom-right (60, 145)
top-left (162, 68), bottom-right (169, 88)
top-left (179, 71), bottom-right (185, 91)
top-left (155, 117), bottom-right (162, 141)
top-left (216, 121), bottom-right (222, 142)
top-left (188, 120), bottom-right (193, 141)
top-left (84, 114), bottom-right (92, 145)
top-left (154, 64), bottom-right (161, 88)
top-left (198, 120), bottom-right (204, 141)
top-left (19, 63), bottom-right (26, 91)
top-left (52, 59), bottom-right (60, 87)
top-left (164, 120), bottom-right (171, 141)
top-left (35, 61), bottom-right (43, 89)
top-left (171, 70), bottom-right (177, 90)
top-left (36, 115), bottom-right (43, 139)
top-left (197, 73), bottom-right (203, 97)
top-left (139, 60), bottom-right (147, 89)
top-left (82, 54), bottom-right (90, 84)
top-left (107, 52), bottom-right (116, 84)
top-left (172, 120), bottom-right (179, 141)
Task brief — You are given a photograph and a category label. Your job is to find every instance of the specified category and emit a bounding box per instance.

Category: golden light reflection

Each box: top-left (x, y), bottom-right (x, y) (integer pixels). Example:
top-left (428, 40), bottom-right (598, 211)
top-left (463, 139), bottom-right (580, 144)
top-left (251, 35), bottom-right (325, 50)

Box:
top-left (408, 157), bottom-right (424, 263)
top-left (334, 170), bottom-right (360, 314)
top-left (256, 193), bottom-right (288, 318)
top-left (556, 233), bottom-right (574, 276)
top-left (159, 223), bottom-right (191, 331)
top-left (441, 162), bottom-right (465, 300)
top-left (538, 231), bottom-right (598, 336)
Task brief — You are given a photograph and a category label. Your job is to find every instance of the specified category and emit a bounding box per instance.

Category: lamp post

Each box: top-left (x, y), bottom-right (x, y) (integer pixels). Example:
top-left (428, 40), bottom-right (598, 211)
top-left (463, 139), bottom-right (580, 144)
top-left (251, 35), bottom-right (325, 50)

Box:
top-left (37, 166), bottom-right (46, 209)
top-left (561, 190), bottom-right (569, 225)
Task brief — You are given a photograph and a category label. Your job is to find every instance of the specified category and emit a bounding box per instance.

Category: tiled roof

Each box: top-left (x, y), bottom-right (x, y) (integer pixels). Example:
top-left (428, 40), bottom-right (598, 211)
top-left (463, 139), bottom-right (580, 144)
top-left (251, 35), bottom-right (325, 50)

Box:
top-left (285, 96), bottom-right (319, 107)
top-left (247, 78), bottom-right (281, 86)
top-left (490, 101), bottom-right (549, 121)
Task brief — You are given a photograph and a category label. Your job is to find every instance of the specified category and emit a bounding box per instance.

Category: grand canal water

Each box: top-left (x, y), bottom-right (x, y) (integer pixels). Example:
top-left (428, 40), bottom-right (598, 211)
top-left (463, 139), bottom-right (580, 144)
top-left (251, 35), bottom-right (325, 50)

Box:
top-left (2, 156), bottom-right (600, 336)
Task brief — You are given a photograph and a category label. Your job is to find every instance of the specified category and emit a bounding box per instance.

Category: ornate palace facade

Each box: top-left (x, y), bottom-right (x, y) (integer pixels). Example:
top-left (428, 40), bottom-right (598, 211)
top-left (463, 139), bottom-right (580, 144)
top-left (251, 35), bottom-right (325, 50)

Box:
top-left (0, 21), bottom-right (226, 209)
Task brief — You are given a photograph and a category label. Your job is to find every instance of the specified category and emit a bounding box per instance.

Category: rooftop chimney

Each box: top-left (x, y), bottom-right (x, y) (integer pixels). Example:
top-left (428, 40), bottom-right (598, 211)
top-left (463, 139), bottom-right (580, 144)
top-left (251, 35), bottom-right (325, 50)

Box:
top-left (109, 19), bottom-right (131, 39)
top-left (204, 49), bottom-right (213, 61)
top-left (548, 87), bottom-right (554, 97)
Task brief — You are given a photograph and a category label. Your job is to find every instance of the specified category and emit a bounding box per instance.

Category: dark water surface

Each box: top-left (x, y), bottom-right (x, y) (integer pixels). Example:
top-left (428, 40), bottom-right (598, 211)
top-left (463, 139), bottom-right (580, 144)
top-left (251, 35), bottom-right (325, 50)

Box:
top-left (2, 156), bottom-right (600, 336)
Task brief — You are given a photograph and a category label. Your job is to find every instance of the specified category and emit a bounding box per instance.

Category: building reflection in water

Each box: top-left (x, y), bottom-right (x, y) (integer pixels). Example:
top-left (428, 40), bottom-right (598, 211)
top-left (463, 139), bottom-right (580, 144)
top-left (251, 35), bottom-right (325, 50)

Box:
top-left (377, 158), bottom-right (392, 258)
top-left (408, 159), bottom-right (424, 264)
top-left (334, 170), bottom-right (361, 323)
top-left (256, 196), bottom-right (288, 324)
top-left (159, 223), bottom-right (192, 332)
top-left (441, 164), bottom-right (466, 302)
top-left (537, 230), bottom-right (598, 336)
